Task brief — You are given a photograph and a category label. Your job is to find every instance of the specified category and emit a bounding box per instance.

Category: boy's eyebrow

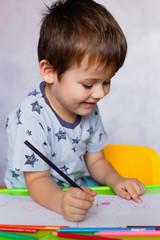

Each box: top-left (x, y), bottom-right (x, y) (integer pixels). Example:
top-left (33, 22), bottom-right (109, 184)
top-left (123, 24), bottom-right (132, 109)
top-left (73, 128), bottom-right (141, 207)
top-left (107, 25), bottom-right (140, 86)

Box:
top-left (82, 73), bottom-right (116, 82)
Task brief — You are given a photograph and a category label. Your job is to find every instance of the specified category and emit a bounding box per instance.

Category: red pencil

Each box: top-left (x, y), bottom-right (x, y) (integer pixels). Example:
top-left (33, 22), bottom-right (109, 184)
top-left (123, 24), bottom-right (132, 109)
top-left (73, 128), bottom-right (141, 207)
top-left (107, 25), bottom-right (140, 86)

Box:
top-left (0, 227), bottom-right (36, 233)
top-left (52, 231), bottom-right (121, 240)
top-left (0, 225), bottom-right (68, 231)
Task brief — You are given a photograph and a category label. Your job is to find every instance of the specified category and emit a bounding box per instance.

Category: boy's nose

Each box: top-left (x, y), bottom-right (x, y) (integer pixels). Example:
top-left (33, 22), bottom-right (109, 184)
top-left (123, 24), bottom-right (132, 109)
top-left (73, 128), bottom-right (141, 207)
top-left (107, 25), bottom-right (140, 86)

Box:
top-left (91, 85), bottom-right (106, 100)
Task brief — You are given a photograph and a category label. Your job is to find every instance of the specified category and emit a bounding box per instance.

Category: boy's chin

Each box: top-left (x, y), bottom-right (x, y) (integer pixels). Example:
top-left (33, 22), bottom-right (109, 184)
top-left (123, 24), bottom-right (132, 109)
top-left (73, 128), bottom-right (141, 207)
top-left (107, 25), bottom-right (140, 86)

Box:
top-left (77, 109), bottom-right (93, 116)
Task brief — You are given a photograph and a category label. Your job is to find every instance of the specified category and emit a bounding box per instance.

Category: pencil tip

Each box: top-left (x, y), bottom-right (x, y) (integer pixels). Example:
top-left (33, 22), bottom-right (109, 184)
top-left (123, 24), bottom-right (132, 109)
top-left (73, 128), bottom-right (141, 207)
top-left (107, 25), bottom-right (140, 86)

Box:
top-left (52, 232), bottom-right (58, 236)
top-left (93, 232), bottom-right (99, 236)
top-left (93, 201), bottom-right (98, 206)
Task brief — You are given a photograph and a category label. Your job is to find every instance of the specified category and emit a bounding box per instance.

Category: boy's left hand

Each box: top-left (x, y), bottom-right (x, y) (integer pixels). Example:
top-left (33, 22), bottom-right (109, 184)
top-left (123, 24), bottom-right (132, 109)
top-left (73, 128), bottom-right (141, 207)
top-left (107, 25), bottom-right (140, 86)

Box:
top-left (111, 177), bottom-right (146, 203)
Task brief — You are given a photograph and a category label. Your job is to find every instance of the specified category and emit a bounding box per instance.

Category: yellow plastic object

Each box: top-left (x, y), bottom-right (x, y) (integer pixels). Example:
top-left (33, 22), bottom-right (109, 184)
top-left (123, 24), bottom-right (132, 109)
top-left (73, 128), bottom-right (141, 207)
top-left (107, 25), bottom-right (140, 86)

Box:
top-left (103, 145), bottom-right (160, 184)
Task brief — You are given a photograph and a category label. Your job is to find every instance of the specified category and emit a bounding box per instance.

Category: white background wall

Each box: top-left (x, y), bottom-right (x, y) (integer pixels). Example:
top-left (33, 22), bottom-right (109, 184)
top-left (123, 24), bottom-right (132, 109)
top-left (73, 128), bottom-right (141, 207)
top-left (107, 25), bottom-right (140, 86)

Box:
top-left (0, 0), bottom-right (160, 185)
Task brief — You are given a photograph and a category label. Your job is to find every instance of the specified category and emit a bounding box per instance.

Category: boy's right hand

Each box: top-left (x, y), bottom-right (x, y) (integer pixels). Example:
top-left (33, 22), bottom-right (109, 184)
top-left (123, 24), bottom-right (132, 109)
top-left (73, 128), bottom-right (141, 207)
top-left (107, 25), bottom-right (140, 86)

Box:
top-left (61, 186), bottom-right (96, 222)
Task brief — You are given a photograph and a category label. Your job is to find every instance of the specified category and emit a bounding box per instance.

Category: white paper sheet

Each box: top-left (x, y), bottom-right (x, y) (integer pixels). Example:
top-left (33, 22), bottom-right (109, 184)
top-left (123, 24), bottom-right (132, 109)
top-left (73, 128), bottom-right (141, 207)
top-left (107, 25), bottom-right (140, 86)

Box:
top-left (0, 193), bottom-right (160, 227)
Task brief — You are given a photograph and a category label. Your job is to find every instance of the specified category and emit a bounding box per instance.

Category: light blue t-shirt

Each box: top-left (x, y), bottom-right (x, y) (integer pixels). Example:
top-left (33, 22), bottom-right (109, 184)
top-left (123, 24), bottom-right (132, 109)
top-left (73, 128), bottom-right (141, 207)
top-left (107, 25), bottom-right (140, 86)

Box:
top-left (5, 82), bottom-right (107, 188)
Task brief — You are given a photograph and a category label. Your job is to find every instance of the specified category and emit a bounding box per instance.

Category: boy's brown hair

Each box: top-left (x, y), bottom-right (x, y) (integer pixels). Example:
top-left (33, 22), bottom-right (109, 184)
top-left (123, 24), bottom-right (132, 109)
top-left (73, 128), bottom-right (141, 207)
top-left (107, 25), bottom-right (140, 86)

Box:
top-left (38, 0), bottom-right (127, 78)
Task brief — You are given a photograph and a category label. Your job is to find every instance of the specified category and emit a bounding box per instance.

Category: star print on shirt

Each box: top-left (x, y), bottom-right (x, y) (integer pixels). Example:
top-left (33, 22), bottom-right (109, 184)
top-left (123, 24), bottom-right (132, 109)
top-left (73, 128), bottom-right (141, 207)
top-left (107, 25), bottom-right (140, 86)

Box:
top-left (11, 170), bottom-right (20, 179)
top-left (87, 126), bottom-right (94, 135)
top-left (16, 108), bottom-right (22, 125)
top-left (6, 117), bottom-right (9, 129)
top-left (55, 128), bottom-right (66, 141)
top-left (31, 101), bottom-right (43, 114)
top-left (72, 137), bottom-right (80, 144)
top-left (28, 89), bottom-right (40, 96)
top-left (99, 133), bottom-right (103, 141)
top-left (60, 165), bottom-right (69, 173)
top-left (52, 152), bottom-right (56, 157)
top-left (94, 110), bottom-right (98, 115)
top-left (47, 126), bottom-right (51, 132)
top-left (72, 147), bottom-right (76, 153)
top-left (43, 141), bottom-right (48, 146)
top-left (24, 153), bottom-right (38, 167)
top-left (39, 123), bottom-right (44, 130)
top-left (26, 130), bottom-right (32, 136)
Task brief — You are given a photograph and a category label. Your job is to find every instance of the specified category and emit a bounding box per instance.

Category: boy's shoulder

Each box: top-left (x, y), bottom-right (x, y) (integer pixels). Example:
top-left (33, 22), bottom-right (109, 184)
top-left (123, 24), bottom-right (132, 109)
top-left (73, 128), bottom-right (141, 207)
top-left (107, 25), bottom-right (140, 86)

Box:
top-left (6, 82), bottom-right (46, 126)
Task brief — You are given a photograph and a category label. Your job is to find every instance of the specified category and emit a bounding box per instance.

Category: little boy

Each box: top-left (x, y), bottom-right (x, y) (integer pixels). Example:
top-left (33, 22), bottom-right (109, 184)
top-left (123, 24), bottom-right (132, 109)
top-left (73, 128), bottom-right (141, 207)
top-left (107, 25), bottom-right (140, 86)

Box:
top-left (5, 0), bottom-right (146, 221)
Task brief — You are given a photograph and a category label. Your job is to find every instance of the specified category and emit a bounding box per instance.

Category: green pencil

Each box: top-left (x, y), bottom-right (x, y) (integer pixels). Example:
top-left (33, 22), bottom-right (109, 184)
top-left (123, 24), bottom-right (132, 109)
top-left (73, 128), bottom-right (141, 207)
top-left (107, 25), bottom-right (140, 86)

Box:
top-left (0, 231), bottom-right (37, 240)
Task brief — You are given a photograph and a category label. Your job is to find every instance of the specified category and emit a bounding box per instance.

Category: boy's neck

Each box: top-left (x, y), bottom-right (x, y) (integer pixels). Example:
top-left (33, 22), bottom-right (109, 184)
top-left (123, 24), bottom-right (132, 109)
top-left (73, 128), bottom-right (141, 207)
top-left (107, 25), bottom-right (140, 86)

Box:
top-left (44, 83), bottom-right (78, 123)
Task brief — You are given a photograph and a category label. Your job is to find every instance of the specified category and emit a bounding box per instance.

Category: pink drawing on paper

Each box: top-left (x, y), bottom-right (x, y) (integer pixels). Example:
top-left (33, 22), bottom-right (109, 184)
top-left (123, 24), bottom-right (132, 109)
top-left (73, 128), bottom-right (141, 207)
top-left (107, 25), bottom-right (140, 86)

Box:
top-left (22, 203), bottom-right (40, 211)
top-left (90, 196), bottom-right (121, 217)
top-left (0, 200), bottom-right (8, 207)
top-left (129, 200), bottom-right (151, 210)
top-left (101, 201), bottom-right (111, 205)
top-left (103, 197), bottom-right (121, 216)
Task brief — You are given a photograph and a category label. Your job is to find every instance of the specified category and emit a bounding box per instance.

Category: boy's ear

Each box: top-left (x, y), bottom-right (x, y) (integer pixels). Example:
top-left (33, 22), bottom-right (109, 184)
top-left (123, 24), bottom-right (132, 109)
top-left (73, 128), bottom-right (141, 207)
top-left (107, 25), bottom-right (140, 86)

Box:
top-left (39, 60), bottom-right (56, 84)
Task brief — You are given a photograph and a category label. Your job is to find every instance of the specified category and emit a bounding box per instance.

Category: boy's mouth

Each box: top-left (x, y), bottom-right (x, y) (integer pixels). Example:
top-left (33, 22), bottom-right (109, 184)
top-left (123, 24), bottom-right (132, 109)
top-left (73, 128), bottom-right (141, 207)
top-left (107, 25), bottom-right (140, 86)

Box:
top-left (83, 102), bottom-right (96, 108)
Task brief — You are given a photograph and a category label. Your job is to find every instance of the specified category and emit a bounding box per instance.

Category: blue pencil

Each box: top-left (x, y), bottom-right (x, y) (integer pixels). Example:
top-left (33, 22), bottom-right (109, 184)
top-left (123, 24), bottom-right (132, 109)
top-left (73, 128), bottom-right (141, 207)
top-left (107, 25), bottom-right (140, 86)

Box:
top-left (57, 227), bottom-right (155, 233)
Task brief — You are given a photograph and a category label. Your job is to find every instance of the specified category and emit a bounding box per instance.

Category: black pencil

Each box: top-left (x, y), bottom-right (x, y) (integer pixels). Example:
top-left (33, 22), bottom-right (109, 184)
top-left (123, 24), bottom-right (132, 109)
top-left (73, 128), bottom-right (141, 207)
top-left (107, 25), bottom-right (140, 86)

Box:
top-left (24, 140), bottom-right (98, 206)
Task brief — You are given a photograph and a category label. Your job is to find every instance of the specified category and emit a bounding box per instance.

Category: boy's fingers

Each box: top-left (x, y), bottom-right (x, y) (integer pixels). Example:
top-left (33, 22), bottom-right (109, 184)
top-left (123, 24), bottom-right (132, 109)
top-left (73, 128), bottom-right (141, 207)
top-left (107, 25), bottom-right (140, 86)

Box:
top-left (114, 177), bottom-right (147, 203)
top-left (74, 188), bottom-right (94, 203)
top-left (127, 181), bottom-right (146, 202)
top-left (132, 195), bottom-right (142, 203)
top-left (139, 183), bottom-right (146, 194)
top-left (115, 188), bottom-right (131, 200)
top-left (80, 186), bottom-right (97, 196)
top-left (67, 187), bottom-right (93, 202)
top-left (70, 198), bottom-right (92, 211)
top-left (119, 185), bottom-right (143, 203)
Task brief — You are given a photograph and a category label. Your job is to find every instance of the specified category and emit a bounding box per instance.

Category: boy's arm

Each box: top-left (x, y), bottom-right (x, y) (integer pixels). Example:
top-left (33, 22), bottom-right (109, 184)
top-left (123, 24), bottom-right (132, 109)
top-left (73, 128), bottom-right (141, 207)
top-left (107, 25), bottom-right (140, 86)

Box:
top-left (84, 150), bottom-right (146, 202)
top-left (24, 170), bottom-right (65, 214)
top-left (24, 170), bottom-right (96, 221)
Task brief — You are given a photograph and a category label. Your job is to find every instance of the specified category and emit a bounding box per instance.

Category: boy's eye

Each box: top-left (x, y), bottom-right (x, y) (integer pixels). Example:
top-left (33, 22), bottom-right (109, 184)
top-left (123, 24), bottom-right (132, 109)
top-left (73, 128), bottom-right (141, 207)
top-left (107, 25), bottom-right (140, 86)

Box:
top-left (83, 84), bottom-right (93, 89)
top-left (103, 81), bottom-right (111, 86)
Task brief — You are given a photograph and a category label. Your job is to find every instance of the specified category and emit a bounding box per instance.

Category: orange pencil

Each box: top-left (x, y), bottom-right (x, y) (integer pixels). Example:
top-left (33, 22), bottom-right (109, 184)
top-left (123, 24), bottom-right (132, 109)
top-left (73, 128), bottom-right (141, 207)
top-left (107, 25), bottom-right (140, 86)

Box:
top-left (0, 225), bottom-right (69, 231)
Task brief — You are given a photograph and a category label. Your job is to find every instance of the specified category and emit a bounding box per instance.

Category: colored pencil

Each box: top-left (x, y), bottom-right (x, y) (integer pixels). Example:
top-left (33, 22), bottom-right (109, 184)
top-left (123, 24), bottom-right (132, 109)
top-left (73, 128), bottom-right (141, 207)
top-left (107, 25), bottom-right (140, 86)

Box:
top-left (0, 231), bottom-right (37, 240)
top-left (57, 227), bottom-right (155, 233)
top-left (94, 230), bottom-right (160, 236)
top-left (126, 225), bottom-right (160, 230)
top-left (52, 231), bottom-right (121, 240)
top-left (0, 224), bottom-right (68, 231)
top-left (0, 227), bottom-right (36, 233)
top-left (24, 140), bottom-right (98, 206)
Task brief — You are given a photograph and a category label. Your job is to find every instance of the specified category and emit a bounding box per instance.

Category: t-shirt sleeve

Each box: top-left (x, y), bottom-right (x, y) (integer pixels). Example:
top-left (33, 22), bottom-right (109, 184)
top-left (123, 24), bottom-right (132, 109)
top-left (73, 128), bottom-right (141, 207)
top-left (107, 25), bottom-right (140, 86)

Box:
top-left (86, 105), bottom-right (108, 153)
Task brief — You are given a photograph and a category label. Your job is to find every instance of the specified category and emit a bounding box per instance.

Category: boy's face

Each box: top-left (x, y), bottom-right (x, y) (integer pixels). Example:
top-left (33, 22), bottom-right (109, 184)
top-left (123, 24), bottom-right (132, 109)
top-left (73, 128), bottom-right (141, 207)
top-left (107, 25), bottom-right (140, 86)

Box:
top-left (45, 57), bottom-right (115, 122)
